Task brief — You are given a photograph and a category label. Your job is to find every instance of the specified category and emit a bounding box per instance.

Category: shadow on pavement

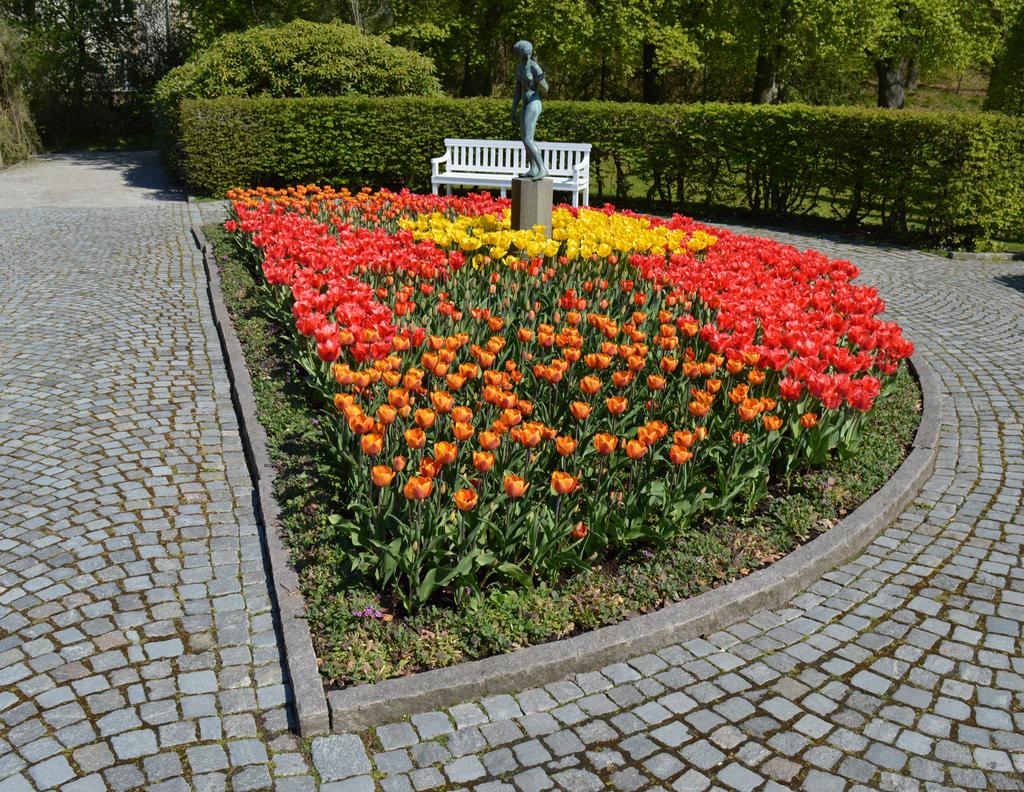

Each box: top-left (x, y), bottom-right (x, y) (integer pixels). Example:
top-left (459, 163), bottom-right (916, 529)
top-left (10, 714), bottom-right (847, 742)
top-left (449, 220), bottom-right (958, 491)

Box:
top-left (39, 150), bottom-right (182, 201)
top-left (994, 273), bottom-right (1024, 295)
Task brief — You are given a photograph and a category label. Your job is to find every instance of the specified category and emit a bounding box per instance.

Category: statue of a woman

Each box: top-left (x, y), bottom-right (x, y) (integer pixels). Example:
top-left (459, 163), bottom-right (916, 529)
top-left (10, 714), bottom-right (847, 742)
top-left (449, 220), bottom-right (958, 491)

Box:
top-left (511, 40), bottom-right (549, 180)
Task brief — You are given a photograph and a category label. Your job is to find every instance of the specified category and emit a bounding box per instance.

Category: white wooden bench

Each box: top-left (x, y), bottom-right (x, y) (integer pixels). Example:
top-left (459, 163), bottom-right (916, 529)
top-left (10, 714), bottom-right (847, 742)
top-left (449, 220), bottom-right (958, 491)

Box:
top-left (431, 139), bottom-right (592, 207)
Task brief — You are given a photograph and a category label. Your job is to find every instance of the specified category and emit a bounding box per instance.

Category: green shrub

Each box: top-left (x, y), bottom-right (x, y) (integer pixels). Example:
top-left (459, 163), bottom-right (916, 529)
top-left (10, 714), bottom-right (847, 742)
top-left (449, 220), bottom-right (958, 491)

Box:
top-left (154, 19), bottom-right (441, 150)
top-left (0, 20), bottom-right (38, 168)
top-left (985, 8), bottom-right (1024, 116)
top-left (180, 95), bottom-right (1024, 248)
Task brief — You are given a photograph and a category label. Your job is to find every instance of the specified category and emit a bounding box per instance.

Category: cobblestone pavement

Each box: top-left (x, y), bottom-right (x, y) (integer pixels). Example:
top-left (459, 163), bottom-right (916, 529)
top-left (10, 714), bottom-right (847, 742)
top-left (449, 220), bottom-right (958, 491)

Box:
top-left (3, 165), bottom-right (1024, 792)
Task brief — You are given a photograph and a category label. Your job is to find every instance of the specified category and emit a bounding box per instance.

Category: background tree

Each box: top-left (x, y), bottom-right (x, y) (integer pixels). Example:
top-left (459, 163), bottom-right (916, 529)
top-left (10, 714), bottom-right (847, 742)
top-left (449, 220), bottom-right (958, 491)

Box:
top-left (983, 5), bottom-right (1024, 114)
top-left (864, 0), bottom-right (1021, 108)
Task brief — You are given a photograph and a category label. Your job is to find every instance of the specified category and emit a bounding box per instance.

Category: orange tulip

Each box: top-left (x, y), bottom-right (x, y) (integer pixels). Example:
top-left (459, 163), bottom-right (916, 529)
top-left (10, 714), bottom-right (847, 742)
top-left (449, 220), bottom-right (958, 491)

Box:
top-left (555, 435), bottom-right (577, 456)
top-left (801, 412), bottom-right (818, 428)
top-left (660, 356), bottom-right (679, 374)
top-left (405, 427), bottom-right (426, 449)
top-left (726, 358), bottom-right (744, 375)
top-left (500, 408), bottom-right (522, 428)
top-left (763, 414), bottom-right (783, 431)
top-left (434, 441), bottom-right (458, 465)
top-left (625, 439), bottom-right (647, 459)
top-left (606, 396), bottom-right (628, 415)
top-left (669, 445), bottom-right (693, 464)
top-left (419, 457), bottom-right (441, 479)
top-left (688, 400), bottom-right (710, 418)
top-left (551, 471), bottom-right (579, 495)
top-left (694, 426), bottom-right (708, 442)
top-left (612, 370), bottom-right (634, 388)
top-left (414, 408), bottom-right (436, 429)
top-left (371, 465), bottom-right (396, 486)
top-left (517, 423), bottom-right (543, 448)
top-left (729, 384), bottom-right (749, 404)
top-left (387, 388), bottom-right (409, 409)
top-left (478, 431), bottom-right (501, 450)
top-left (473, 450), bottom-right (495, 472)
top-left (737, 399), bottom-right (761, 421)
top-left (349, 413), bottom-right (375, 434)
top-left (674, 430), bottom-right (695, 448)
top-left (647, 374), bottom-right (666, 391)
top-left (731, 431), bottom-right (749, 445)
top-left (453, 421), bottom-right (474, 441)
top-left (403, 370), bottom-right (424, 390)
top-left (451, 406), bottom-right (473, 424)
top-left (571, 522), bottom-right (588, 539)
top-left (594, 433), bottom-right (618, 455)
top-left (571, 402), bottom-right (592, 420)
top-left (747, 369), bottom-right (766, 385)
top-left (392, 455), bottom-right (407, 472)
top-left (706, 379), bottom-right (722, 394)
top-left (454, 488), bottom-right (479, 512)
top-left (518, 327), bottom-right (534, 342)
top-left (431, 391), bottom-right (454, 414)
top-left (504, 475), bottom-right (529, 498)
top-left (376, 404), bottom-right (398, 425)
top-left (580, 375), bottom-right (602, 395)
top-left (361, 433), bottom-right (383, 456)
top-left (637, 425), bottom-right (660, 447)
top-left (403, 475), bottom-right (433, 500)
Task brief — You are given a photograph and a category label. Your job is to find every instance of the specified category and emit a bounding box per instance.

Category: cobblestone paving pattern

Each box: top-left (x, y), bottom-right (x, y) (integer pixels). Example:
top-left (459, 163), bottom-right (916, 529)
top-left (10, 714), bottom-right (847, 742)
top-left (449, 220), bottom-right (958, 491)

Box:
top-left (3, 170), bottom-right (1024, 792)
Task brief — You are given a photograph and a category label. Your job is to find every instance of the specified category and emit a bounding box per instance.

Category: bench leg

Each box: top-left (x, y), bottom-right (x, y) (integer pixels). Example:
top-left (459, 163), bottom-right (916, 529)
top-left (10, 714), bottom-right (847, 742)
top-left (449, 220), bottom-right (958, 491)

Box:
top-left (432, 183), bottom-right (439, 195)
top-left (582, 188), bottom-right (589, 207)
top-left (500, 187), bottom-right (506, 199)
top-left (572, 190), bottom-right (579, 208)
top-left (446, 185), bottom-right (452, 197)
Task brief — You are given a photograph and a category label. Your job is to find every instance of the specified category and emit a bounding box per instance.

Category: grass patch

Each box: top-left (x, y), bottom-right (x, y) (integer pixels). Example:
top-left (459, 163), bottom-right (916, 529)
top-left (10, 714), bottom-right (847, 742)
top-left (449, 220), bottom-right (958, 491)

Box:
top-left (207, 222), bottom-right (921, 688)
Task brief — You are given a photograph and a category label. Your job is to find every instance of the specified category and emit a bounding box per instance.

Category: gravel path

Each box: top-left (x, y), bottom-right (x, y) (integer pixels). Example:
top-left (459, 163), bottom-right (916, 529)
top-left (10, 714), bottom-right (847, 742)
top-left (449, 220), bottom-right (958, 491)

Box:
top-left (2, 154), bottom-right (1023, 792)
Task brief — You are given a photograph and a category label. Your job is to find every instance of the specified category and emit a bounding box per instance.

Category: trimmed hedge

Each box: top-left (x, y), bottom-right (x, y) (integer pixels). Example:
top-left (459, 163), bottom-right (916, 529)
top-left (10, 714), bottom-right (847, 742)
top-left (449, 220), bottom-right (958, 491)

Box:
top-left (180, 96), bottom-right (1024, 248)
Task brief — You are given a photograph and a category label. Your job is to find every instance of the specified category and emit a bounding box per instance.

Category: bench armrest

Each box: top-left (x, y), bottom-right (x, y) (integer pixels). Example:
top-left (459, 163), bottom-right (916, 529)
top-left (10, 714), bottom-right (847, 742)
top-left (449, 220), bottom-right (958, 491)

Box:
top-left (431, 151), bottom-right (452, 176)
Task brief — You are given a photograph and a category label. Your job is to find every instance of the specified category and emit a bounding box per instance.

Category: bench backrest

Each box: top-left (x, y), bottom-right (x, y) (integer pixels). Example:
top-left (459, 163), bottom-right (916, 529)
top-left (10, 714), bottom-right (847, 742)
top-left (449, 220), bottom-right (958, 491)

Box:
top-left (444, 139), bottom-right (591, 177)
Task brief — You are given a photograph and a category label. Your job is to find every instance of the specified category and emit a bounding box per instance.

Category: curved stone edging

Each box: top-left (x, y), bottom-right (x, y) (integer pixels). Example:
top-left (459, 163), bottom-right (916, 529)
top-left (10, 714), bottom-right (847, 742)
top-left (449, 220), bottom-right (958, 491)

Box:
top-left (326, 353), bottom-right (943, 731)
top-left (188, 200), bottom-right (331, 737)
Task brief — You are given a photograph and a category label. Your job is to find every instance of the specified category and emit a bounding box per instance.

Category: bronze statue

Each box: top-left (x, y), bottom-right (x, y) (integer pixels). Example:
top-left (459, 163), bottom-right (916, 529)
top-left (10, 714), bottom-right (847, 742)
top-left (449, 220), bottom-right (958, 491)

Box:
top-left (511, 40), bottom-right (549, 180)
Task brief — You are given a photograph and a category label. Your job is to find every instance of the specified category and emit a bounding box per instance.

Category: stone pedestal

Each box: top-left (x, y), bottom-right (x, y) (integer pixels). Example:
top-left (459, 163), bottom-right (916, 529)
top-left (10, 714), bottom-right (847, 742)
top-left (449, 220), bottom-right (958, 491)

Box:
top-left (511, 177), bottom-right (553, 237)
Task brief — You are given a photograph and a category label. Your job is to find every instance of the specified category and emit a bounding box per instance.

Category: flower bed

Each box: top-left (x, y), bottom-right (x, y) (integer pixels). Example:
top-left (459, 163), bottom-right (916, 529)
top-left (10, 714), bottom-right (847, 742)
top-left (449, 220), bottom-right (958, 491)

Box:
top-left (223, 187), bottom-right (914, 620)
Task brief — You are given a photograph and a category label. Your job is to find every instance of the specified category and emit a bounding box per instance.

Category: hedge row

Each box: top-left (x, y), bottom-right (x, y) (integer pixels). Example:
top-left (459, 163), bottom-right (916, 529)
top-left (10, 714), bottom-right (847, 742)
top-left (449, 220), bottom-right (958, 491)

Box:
top-left (179, 96), bottom-right (1024, 248)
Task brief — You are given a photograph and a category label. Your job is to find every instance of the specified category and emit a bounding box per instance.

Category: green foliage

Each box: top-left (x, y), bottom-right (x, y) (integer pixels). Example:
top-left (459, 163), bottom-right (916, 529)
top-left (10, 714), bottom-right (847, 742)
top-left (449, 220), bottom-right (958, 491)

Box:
top-left (0, 18), bottom-right (37, 166)
top-left (985, 8), bottom-right (1024, 115)
top-left (180, 95), bottom-right (1024, 248)
top-left (2, 0), bottom-right (184, 147)
top-left (154, 19), bottom-right (440, 157)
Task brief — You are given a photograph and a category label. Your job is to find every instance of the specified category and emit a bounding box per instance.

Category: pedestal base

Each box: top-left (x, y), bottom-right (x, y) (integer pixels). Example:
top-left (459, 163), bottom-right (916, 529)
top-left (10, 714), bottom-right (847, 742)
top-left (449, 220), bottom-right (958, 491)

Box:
top-left (511, 178), bottom-right (553, 237)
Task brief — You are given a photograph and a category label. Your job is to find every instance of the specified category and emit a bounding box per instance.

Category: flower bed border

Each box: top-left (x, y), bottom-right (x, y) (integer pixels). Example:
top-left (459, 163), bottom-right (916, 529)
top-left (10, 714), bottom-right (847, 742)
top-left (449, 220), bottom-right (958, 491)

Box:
top-left (190, 201), bottom-right (942, 734)
top-left (188, 200), bottom-right (330, 736)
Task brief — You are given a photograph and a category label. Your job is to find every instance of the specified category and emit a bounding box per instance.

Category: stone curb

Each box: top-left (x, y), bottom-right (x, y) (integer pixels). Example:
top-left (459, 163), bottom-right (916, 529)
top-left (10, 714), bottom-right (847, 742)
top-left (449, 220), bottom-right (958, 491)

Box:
top-left (187, 198), bottom-right (331, 736)
top-left (940, 250), bottom-right (1024, 262)
top-left (327, 352), bottom-right (943, 731)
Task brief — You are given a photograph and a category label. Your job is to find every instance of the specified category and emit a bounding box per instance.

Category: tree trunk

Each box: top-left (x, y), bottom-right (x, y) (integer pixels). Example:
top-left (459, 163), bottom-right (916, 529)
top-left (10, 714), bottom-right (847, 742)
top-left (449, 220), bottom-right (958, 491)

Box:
top-left (599, 52), bottom-right (607, 101)
top-left (642, 41), bottom-right (662, 103)
top-left (875, 57), bottom-right (909, 108)
top-left (752, 53), bottom-right (778, 104)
